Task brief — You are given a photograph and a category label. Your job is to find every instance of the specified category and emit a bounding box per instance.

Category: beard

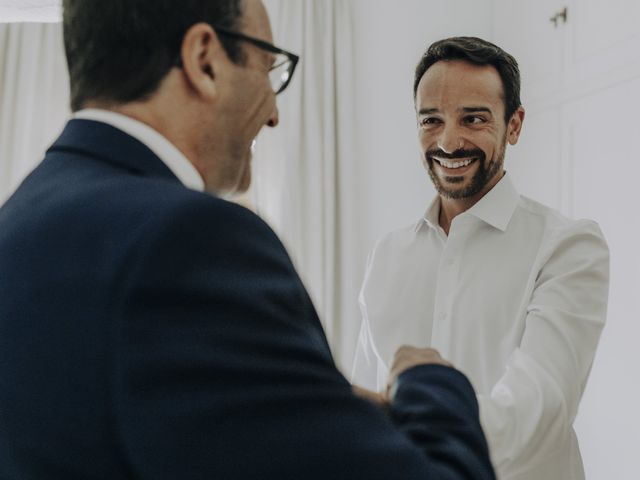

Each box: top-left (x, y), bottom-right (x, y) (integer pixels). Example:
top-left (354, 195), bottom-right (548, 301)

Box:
top-left (425, 135), bottom-right (507, 200)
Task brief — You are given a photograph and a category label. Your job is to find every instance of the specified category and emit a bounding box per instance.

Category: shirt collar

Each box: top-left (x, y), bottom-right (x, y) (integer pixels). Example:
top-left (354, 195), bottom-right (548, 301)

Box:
top-left (418, 195), bottom-right (442, 232)
top-left (72, 109), bottom-right (205, 192)
top-left (418, 173), bottom-right (520, 233)
top-left (467, 173), bottom-right (519, 231)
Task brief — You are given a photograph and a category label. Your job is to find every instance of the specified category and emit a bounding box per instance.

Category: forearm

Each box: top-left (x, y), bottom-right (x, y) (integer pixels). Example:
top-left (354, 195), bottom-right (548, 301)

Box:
top-left (477, 348), bottom-right (575, 473)
top-left (479, 221), bottom-right (609, 472)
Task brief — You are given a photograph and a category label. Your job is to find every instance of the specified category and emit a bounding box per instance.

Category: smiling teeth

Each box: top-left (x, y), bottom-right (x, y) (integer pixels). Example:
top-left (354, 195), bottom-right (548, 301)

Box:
top-left (437, 158), bottom-right (473, 169)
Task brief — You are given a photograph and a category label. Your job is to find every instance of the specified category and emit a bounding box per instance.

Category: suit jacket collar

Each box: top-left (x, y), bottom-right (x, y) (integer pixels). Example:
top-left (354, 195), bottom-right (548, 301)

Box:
top-left (48, 119), bottom-right (180, 183)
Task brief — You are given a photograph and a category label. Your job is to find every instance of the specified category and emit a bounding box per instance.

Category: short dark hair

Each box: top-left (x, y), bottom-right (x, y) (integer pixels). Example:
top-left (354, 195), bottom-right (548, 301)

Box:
top-left (63, 0), bottom-right (244, 111)
top-left (413, 36), bottom-right (521, 123)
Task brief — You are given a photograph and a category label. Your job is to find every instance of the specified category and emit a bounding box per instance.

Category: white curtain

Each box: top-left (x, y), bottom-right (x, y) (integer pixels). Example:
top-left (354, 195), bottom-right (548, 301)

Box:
top-left (0, 21), bottom-right (69, 203)
top-left (253, 0), bottom-right (361, 372)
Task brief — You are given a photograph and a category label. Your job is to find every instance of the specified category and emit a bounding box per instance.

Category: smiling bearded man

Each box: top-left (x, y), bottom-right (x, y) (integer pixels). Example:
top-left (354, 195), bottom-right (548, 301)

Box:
top-left (351, 36), bottom-right (610, 480)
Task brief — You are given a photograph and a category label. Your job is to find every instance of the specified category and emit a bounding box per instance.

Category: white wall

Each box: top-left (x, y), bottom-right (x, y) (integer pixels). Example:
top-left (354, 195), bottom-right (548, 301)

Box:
top-left (568, 78), bottom-right (640, 480)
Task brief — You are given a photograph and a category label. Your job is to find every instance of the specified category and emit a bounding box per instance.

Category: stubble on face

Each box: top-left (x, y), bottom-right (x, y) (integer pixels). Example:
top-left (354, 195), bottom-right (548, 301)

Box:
top-left (426, 132), bottom-right (507, 200)
top-left (204, 0), bottom-right (277, 197)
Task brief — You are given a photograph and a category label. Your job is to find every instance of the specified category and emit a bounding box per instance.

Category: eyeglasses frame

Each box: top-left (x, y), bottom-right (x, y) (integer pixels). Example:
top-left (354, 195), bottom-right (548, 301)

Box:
top-left (174, 24), bottom-right (299, 95)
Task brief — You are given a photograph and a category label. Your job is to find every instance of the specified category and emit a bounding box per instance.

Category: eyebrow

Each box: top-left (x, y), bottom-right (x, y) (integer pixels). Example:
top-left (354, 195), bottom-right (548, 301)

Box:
top-left (462, 107), bottom-right (493, 115)
top-left (417, 106), bottom-right (494, 116)
top-left (417, 108), bottom-right (439, 115)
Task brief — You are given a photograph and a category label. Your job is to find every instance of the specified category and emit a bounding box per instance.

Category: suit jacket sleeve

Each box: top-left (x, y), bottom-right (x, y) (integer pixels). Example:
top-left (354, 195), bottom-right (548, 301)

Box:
top-left (112, 194), bottom-right (495, 480)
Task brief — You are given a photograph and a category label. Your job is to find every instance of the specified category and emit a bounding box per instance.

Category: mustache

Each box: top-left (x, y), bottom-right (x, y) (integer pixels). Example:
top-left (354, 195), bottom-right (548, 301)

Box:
top-left (425, 148), bottom-right (485, 161)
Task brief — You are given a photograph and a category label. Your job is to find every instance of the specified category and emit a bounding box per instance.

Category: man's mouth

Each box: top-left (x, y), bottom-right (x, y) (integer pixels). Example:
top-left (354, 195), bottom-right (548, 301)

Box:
top-left (434, 157), bottom-right (474, 168)
top-left (431, 156), bottom-right (479, 171)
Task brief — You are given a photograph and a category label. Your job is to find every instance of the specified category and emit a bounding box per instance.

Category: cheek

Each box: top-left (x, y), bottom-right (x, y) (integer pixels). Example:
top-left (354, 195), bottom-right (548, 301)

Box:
top-left (470, 131), bottom-right (499, 155)
top-left (418, 131), bottom-right (435, 150)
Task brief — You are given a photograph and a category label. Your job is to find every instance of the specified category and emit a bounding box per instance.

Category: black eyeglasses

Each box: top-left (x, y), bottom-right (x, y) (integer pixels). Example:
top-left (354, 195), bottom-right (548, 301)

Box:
top-left (175, 24), bottom-right (299, 95)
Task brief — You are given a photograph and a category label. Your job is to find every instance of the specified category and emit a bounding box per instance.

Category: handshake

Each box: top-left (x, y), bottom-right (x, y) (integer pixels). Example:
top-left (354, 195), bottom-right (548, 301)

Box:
top-left (353, 346), bottom-right (452, 406)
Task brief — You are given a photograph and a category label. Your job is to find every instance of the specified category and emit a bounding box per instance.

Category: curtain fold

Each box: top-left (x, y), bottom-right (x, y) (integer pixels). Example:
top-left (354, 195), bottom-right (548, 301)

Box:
top-left (0, 22), bottom-right (69, 203)
top-left (253, 0), bottom-right (361, 372)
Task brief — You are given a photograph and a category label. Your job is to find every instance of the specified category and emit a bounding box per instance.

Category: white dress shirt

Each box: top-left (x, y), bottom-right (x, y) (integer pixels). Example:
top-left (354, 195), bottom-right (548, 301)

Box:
top-left (352, 174), bottom-right (609, 480)
top-left (73, 109), bottom-right (205, 192)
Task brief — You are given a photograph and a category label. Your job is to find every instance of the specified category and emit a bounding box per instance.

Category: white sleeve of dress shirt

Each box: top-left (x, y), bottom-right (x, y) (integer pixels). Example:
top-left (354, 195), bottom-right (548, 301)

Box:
top-left (351, 297), bottom-right (390, 391)
top-left (351, 320), bottom-right (380, 391)
top-left (351, 252), bottom-right (389, 392)
top-left (478, 220), bottom-right (609, 475)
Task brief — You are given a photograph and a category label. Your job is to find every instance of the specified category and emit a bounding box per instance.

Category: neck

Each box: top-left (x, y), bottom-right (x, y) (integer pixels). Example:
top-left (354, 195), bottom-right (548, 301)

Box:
top-left (85, 96), bottom-right (207, 184)
top-left (438, 170), bottom-right (505, 235)
top-left (438, 199), bottom-right (467, 235)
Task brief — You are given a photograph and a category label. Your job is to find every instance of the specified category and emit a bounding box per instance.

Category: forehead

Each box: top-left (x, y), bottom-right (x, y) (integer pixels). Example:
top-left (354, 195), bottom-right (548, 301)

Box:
top-left (416, 60), bottom-right (505, 113)
top-left (240, 0), bottom-right (273, 43)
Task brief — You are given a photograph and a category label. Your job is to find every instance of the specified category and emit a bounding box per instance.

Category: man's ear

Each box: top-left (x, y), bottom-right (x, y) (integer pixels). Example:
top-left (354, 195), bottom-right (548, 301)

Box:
top-left (507, 106), bottom-right (525, 145)
top-left (179, 22), bottom-right (226, 99)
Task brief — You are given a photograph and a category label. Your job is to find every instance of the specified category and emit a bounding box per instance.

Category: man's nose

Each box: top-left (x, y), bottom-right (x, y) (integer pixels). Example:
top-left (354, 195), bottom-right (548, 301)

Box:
top-left (266, 104), bottom-right (279, 128)
top-left (436, 124), bottom-right (463, 154)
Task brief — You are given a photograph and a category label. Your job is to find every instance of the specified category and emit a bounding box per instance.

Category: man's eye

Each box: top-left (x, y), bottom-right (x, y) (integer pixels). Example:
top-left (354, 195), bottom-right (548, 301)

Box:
top-left (465, 115), bottom-right (486, 125)
top-left (420, 117), bottom-right (441, 126)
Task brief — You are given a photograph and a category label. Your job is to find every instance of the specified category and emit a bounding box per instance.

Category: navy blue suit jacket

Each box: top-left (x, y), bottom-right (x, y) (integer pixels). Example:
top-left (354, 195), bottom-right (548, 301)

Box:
top-left (0, 120), bottom-right (494, 479)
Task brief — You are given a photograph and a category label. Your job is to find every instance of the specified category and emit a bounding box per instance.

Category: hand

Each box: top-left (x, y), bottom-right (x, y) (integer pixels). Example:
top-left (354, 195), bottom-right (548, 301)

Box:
top-left (352, 385), bottom-right (389, 409)
top-left (388, 345), bottom-right (453, 391)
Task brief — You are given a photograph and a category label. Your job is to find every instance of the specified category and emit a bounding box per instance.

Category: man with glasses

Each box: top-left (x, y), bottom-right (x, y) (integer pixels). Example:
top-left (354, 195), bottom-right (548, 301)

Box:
top-left (0, 2), bottom-right (494, 479)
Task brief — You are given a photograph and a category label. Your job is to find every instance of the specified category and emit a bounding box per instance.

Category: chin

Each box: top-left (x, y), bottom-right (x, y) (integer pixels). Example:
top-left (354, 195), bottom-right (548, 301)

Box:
top-left (225, 171), bottom-right (252, 201)
top-left (235, 168), bottom-right (251, 193)
top-left (236, 160), bottom-right (252, 193)
top-left (212, 148), bottom-right (253, 199)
